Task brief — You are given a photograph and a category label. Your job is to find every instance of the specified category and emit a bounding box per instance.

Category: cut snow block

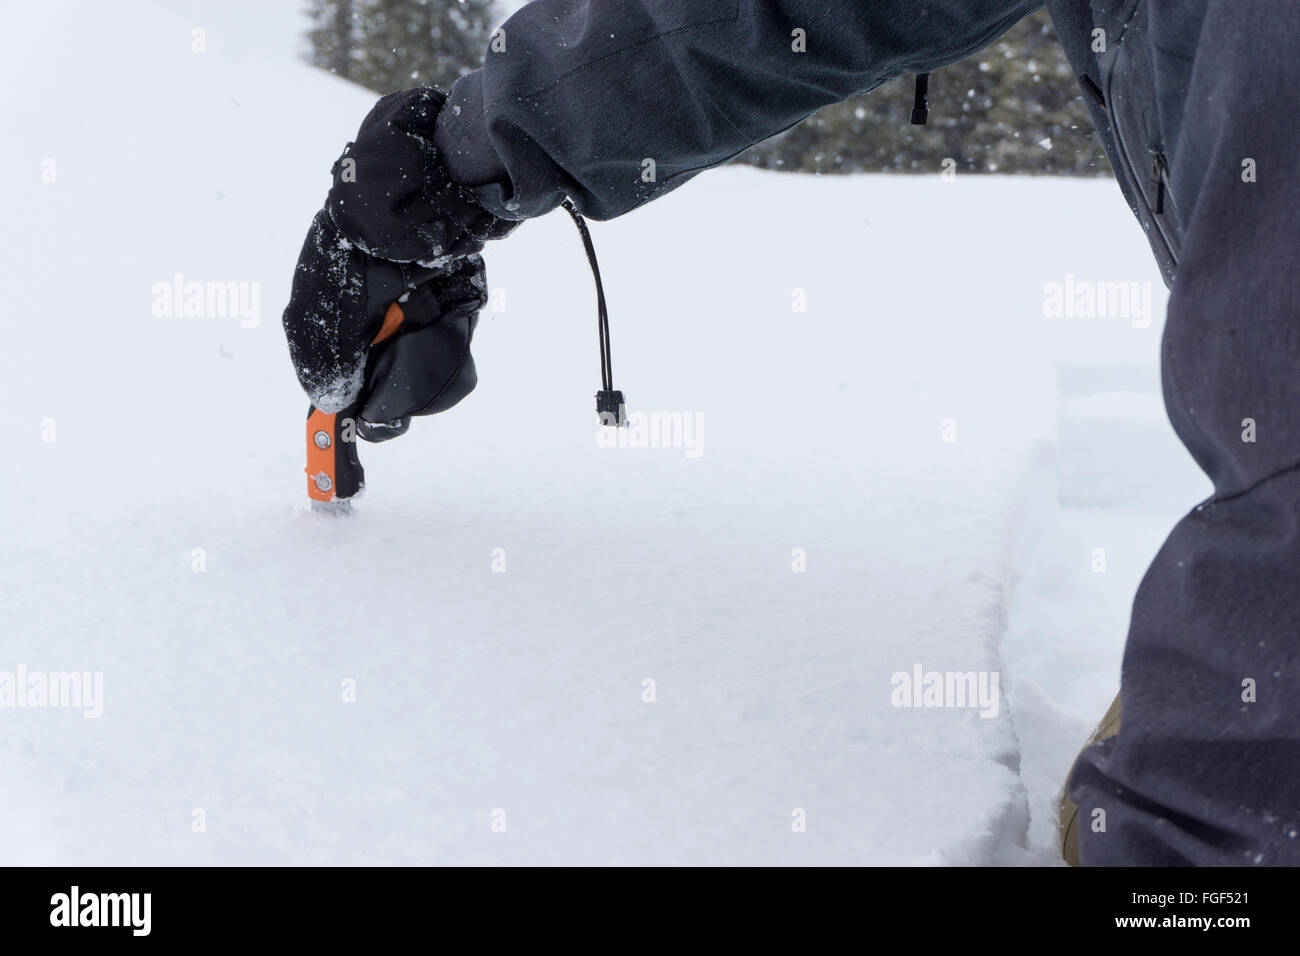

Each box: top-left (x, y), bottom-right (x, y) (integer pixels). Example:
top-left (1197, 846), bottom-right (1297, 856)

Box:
top-left (1056, 361), bottom-right (1158, 401)
top-left (1055, 362), bottom-right (1209, 508)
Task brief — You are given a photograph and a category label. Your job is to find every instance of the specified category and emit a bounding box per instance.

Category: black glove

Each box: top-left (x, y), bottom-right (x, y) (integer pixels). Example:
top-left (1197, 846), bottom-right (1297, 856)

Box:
top-left (325, 87), bottom-right (517, 264)
top-left (282, 87), bottom-right (516, 425)
top-left (354, 253), bottom-right (488, 441)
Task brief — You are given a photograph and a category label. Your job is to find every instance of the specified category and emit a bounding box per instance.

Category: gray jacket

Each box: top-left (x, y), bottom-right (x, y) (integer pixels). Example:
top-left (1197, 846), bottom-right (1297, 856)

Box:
top-left (434, 1), bottom-right (1206, 284)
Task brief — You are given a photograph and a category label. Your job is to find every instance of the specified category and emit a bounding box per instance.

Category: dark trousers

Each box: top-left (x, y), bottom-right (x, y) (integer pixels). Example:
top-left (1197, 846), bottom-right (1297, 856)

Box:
top-left (1071, 0), bottom-right (1300, 865)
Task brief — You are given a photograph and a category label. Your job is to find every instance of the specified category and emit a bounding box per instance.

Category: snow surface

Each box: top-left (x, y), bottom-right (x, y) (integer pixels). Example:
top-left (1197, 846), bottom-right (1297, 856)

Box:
top-left (1, 0), bottom-right (1208, 864)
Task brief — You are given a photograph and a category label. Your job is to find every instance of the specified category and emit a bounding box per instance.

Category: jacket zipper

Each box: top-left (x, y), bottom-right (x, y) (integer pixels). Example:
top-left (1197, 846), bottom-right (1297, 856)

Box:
top-left (1100, 58), bottom-right (1179, 270)
top-left (1151, 150), bottom-right (1167, 215)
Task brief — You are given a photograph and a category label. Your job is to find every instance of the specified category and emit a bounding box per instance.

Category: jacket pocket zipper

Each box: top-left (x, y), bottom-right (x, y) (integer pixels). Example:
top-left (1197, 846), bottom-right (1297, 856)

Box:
top-left (1101, 52), bottom-right (1178, 269)
top-left (1151, 150), bottom-right (1167, 215)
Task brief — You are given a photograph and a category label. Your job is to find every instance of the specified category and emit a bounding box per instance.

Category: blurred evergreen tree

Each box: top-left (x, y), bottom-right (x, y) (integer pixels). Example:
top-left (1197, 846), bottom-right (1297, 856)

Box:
top-left (306, 0), bottom-right (357, 80)
top-left (739, 10), bottom-right (1110, 177)
top-left (307, 0), bottom-right (497, 93)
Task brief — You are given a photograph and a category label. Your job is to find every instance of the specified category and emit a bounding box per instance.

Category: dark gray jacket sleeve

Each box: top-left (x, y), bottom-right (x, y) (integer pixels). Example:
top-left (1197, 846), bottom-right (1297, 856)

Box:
top-left (433, 0), bottom-right (1041, 220)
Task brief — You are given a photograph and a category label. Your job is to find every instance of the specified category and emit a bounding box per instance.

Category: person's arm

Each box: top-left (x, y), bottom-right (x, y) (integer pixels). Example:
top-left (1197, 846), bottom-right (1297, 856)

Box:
top-left (435, 0), bottom-right (1042, 220)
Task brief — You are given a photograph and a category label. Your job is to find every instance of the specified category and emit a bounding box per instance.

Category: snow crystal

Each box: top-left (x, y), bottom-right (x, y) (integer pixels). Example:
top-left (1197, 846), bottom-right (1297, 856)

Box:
top-left (311, 363), bottom-right (364, 413)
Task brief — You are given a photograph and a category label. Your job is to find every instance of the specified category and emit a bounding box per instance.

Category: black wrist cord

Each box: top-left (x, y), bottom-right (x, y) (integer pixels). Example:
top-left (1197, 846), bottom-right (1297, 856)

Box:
top-left (560, 197), bottom-right (626, 427)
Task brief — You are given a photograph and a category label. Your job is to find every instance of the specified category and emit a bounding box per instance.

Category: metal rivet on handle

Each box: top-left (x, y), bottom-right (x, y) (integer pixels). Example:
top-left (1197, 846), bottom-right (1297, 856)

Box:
top-left (314, 472), bottom-right (333, 492)
top-left (314, 430), bottom-right (332, 449)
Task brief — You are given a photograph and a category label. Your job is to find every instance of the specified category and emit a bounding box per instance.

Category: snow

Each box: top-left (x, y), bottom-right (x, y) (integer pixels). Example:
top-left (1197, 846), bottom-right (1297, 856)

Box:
top-left (1, 0), bottom-right (1207, 864)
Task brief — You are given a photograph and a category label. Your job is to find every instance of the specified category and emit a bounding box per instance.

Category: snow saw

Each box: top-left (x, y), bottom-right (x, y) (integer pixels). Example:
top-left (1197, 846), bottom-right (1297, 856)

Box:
top-left (304, 301), bottom-right (406, 514)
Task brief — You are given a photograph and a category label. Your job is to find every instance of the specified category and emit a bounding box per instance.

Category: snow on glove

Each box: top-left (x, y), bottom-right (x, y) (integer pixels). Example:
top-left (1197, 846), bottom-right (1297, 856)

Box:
top-left (282, 209), bottom-right (441, 412)
top-left (282, 86), bottom-right (515, 414)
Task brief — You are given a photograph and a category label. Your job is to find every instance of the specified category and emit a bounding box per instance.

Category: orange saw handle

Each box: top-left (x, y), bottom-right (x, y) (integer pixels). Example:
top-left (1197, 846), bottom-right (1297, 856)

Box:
top-left (305, 301), bottom-right (406, 511)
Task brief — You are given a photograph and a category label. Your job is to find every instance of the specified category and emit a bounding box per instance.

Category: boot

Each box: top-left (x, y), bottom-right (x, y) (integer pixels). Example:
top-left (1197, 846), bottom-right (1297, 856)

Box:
top-left (1059, 691), bottom-right (1122, 866)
